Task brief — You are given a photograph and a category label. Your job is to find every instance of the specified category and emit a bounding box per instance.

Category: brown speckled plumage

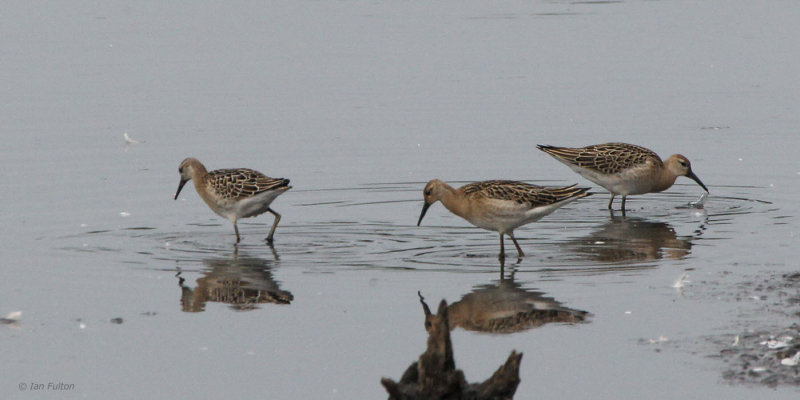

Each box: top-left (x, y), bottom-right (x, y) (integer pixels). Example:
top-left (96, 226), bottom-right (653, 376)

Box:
top-left (418, 178), bottom-right (592, 258)
top-left (537, 142), bottom-right (708, 211)
top-left (207, 168), bottom-right (290, 200)
top-left (174, 157), bottom-right (291, 243)
top-left (537, 143), bottom-right (662, 175)
top-left (461, 180), bottom-right (590, 207)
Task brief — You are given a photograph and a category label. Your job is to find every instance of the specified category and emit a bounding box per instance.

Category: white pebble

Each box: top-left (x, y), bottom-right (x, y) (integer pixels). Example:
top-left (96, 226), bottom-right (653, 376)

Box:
top-left (781, 351), bottom-right (800, 366)
top-left (760, 337), bottom-right (792, 349)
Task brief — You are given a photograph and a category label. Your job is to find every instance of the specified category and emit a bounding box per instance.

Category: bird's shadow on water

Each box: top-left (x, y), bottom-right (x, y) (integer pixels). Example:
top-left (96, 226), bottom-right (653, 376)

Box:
top-left (402, 210), bottom-right (706, 276)
top-left (174, 246), bottom-right (293, 312)
top-left (565, 213), bottom-right (696, 263)
top-left (418, 258), bottom-right (590, 335)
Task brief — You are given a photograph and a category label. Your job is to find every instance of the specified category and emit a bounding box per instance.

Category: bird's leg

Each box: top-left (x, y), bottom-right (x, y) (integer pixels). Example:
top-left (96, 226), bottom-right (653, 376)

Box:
top-left (499, 233), bottom-right (506, 260)
top-left (607, 194), bottom-right (615, 210)
top-left (266, 208), bottom-right (282, 243)
top-left (508, 232), bottom-right (525, 258)
top-left (621, 196), bottom-right (627, 214)
top-left (234, 221), bottom-right (241, 243)
top-left (267, 242), bottom-right (279, 259)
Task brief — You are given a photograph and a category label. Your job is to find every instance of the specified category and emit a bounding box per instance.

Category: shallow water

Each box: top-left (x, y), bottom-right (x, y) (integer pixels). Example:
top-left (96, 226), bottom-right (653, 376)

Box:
top-left (2, 1), bottom-right (800, 399)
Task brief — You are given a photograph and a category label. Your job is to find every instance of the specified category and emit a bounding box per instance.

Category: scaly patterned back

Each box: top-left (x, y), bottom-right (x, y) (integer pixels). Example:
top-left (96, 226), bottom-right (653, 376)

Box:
top-left (208, 168), bottom-right (290, 200)
top-left (539, 143), bottom-right (662, 174)
top-left (461, 180), bottom-right (590, 207)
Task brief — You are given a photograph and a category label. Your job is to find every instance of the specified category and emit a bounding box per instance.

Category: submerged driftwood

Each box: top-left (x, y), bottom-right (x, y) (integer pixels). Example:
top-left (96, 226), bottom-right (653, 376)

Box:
top-left (381, 294), bottom-right (523, 400)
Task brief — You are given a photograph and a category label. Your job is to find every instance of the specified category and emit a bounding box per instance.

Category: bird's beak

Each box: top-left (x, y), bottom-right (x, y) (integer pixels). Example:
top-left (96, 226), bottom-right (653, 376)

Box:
top-left (174, 178), bottom-right (189, 200)
top-left (417, 202), bottom-right (432, 226)
top-left (686, 170), bottom-right (709, 193)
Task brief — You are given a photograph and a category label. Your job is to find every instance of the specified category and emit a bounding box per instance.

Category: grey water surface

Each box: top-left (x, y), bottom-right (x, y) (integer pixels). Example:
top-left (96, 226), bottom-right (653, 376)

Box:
top-left (2, 1), bottom-right (800, 399)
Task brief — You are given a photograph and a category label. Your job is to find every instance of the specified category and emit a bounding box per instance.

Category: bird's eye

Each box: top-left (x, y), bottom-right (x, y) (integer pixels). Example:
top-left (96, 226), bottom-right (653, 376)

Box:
top-left (425, 189), bottom-right (432, 196)
top-left (179, 167), bottom-right (184, 173)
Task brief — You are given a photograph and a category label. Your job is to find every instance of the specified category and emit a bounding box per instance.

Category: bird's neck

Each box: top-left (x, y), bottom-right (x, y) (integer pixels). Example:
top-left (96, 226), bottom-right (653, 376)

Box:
top-left (652, 169), bottom-right (678, 193)
top-left (192, 169), bottom-right (216, 205)
top-left (440, 186), bottom-right (469, 219)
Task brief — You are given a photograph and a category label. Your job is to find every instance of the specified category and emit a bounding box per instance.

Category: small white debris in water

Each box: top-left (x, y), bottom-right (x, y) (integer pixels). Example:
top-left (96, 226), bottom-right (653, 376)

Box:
top-left (82, 243), bottom-right (88, 247)
top-left (120, 211), bottom-right (131, 217)
top-left (79, 322), bottom-right (86, 329)
top-left (624, 311), bottom-right (632, 315)
top-left (732, 335), bottom-right (740, 346)
top-left (751, 366), bottom-right (767, 373)
top-left (760, 337), bottom-right (792, 349)
top-left (738, 158), bottom-right (743, 161)
top-left (594, 241), bottom-right (605, 245)
top-left (648, 335), bottom-right (669, 344)
top-left (781, 351), bottom-right (800, 366)
top-left (673, 273), bottom-right (690, 288)
top-left (123, 132), bottom-right (143, 144)
top-left (2, 311), bottom-right (22, 321)
top-left (80, 223), bottom-right (87, 228)
top-left (165, 242), bottom-right (171, 249)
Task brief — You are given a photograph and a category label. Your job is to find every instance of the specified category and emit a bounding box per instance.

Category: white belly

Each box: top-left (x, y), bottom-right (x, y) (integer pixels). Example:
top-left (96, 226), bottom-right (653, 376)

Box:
top-left (464, 198), bottom-right (577, 234)
top-left (570, 165), bottom-right (653, 196)
top-left (209, 190), bottom-right (284, 222)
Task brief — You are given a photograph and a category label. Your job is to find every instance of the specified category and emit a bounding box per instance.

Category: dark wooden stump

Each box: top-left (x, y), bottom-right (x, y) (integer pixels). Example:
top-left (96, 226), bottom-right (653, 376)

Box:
top-left (381, 293), bottom-right (523, 400)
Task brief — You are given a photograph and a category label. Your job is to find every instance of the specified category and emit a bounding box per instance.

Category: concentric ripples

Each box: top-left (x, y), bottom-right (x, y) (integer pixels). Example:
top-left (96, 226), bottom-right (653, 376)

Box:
top-left (57, 182), bottom-right (775, 276)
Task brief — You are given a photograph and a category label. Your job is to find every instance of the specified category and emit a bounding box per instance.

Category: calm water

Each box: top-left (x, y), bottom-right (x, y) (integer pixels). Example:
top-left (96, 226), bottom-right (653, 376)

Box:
top-left (2, 1), bottom-right (800, 399)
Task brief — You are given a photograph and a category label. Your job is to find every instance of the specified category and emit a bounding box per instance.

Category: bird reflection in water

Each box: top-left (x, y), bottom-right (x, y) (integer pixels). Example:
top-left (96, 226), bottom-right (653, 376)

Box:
top-left (573, 214), bottom-right (694, 263)
top-left (445, 269), bottom-right (589, 334)
top-left (176, 249), bottom-right (293, 312)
